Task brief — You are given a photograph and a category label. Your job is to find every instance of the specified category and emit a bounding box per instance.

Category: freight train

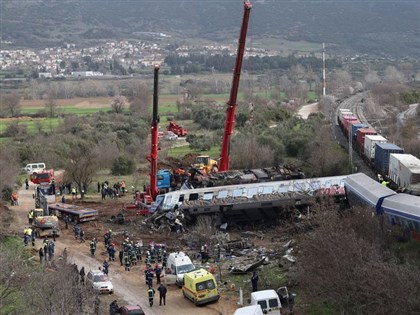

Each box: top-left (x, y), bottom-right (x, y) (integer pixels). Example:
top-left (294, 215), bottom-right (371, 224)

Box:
top-left (336, 106), bottom-right (420, 194)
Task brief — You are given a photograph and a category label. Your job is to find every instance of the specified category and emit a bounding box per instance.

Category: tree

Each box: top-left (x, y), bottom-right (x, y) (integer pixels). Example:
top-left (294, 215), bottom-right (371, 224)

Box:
top-left (127, 83), bottom-right (152, 116)
top-left (384, 65), bottom-right (405, 83)
top-left (306, 124), bottom-right (348, 176)
top-left (0, 144), bottom-right (20, 201)
top-left (60, 137), bottom-right (101, 199)
top-left (293, 204), bottom-right (420, 314)
top-left (111, 156), bottom-right (135, 175)
top-left (230, 134), bottom-right (276, 169)
top-left (2, 93), bottom-right (21, 117)
top-left (0, 240), bottom-right (32, 313)
top-left (44, 95), bottom-right (58, 118)
top-left (364, 70), bottom-right (380, 88)
top-left (110, 95), bottom-right (127, 114)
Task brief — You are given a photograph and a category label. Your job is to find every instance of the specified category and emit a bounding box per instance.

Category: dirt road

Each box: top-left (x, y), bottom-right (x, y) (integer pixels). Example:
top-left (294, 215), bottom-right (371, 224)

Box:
top-left (9, 182), bottom-right (239, 315)
top-left (297, 102), bottom-right (319, 119)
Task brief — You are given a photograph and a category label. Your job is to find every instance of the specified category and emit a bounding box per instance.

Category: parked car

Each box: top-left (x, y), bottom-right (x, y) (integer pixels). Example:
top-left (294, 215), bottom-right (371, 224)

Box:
top-left (86, 270), bottom-right (113, 294)
top-left (119, 305), bottom-right (145, 315)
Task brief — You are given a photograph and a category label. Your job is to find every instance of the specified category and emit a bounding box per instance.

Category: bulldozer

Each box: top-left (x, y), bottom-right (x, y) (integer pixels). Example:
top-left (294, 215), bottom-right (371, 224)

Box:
top-left (194, 155), bottom-right (218, 173)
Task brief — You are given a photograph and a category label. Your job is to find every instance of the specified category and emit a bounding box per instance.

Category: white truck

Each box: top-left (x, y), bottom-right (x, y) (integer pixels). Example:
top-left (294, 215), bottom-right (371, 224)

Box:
top-left (250, 290), bottom-right (281, 315)
top-left (233, 305), bottom-right (264, 315)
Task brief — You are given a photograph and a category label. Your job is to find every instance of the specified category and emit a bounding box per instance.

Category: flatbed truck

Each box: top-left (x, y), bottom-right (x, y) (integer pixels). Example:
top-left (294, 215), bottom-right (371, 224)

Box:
top-left (48, 203), bottom-right (98, 223)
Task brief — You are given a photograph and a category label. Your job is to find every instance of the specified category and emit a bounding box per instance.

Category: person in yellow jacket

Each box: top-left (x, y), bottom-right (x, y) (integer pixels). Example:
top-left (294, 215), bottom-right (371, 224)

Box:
top-left (28, 210), bottom-right (34, 225)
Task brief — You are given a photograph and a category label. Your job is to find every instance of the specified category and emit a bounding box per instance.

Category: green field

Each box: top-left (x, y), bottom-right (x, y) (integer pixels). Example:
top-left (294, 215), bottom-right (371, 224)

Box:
top-left (0, 118), bottom-right (61, 134)
top-left (167, 144), bottom-right (220, 159)
top-left (20, 106), bottom-right (112, 116)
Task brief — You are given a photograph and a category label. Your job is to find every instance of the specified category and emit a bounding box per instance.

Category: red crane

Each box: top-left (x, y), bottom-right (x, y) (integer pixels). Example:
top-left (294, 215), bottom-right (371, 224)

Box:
top-left (145, 64), bottom-right (161, 202)
top-left (219, 0), bottom-right (252, 172)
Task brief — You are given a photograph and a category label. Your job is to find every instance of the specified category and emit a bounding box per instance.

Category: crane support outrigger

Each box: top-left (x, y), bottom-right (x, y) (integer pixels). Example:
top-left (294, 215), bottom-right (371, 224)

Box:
top-left (219, 0), bottom-right (252, 172)
top-left (146, 64), bottom-right (161, 202)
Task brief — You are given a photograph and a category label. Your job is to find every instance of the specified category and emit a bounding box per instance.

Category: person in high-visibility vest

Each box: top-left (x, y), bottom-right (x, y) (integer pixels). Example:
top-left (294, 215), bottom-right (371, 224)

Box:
top-left (148, 286), bottom-right (155, 307)
top-left (71, 187), bottom-right (77, 200)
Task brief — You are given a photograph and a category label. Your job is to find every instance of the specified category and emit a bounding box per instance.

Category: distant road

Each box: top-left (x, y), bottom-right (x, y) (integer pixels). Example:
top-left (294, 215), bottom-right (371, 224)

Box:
top-left (297, 102), bottom-right (319, 119)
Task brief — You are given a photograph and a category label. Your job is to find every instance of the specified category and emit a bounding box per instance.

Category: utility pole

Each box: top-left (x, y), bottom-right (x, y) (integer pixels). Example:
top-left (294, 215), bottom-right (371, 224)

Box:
top-left (322, 42), bottom-right (326, 97)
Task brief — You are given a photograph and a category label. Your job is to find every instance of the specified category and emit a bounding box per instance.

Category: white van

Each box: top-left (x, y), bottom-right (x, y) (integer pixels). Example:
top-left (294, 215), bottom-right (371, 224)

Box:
top-left (233, 305), bottom-right (264, 315)
top-left (24, 163), bottom-right (46, 174)
top-left (164, 252), bottom-right (195, 286)
top-left (250, 290), bottom-right (282, 315)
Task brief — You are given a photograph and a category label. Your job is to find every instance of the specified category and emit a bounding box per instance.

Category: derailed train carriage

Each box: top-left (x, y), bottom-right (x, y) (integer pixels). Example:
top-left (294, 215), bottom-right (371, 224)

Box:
top-left (150, 175), bottom-right (347, 224)
top-left (345, 173), bottom-right (420, 240)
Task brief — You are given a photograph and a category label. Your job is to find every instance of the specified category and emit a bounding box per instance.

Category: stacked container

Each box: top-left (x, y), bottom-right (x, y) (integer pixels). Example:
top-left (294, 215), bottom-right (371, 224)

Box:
top-left (388, 154), bottom-right (420, 188)
top-left (374, 143), bottom-right (404, 176)
top-left (364, 135), bottom-right (388, 160)
top-left (355, 128), bottom-right (377, 153)
top-left (338, 109), bottom-right (352, 125)
top-left (342, 115), bottom-right (359, 134)
top-left (350, 123), bottom-right (369, 140)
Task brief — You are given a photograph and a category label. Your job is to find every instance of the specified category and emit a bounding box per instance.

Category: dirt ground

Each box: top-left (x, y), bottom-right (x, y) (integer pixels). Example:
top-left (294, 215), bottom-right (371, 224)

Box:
top-left (2, 181), bottom-right (282, 315)
top-left (297, 102), bottom-right (319, 119)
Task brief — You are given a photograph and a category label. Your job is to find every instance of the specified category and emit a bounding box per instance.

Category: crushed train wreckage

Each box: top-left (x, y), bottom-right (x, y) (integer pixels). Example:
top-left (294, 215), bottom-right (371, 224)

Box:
top-left (145, 175), bottom-right (347, 229)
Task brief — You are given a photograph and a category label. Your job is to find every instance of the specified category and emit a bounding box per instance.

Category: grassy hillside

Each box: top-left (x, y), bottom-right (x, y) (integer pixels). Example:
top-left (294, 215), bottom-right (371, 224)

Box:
top-left (1, 0), bottom-right (419, 57)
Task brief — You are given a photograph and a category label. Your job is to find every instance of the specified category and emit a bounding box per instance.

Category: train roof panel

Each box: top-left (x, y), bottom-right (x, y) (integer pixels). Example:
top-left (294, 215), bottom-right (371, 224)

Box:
top-left (345, 173), bottom-right (396, 207)
top-left (375, 143), bottom-right (403, 150)
top-left (381, 194), bottom-right (420, 222)
top-left (365, 135), bottom-right (387, 141)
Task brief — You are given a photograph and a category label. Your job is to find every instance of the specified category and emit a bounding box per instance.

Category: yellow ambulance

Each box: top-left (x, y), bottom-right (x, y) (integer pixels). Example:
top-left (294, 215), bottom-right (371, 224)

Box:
top-left (182, 268), bottom-right (220, 305)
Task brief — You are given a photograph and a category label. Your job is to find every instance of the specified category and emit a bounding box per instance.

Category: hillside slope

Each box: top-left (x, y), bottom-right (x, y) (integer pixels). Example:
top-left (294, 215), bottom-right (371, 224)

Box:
top-left (1, 0), bottom-right (419, 57)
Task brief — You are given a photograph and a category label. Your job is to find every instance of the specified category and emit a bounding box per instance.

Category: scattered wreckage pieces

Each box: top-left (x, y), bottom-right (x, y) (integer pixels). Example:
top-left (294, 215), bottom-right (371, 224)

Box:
top-left (241, 230), bottom-right (264, 240)
top-left (229, 257), bottom-right (266, 274)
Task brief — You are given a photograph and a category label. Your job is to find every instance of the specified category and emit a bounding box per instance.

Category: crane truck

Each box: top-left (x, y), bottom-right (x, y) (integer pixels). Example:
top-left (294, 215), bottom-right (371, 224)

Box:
top-left (219, 0), bottom-right (252, 172)
top-left (124, 65), bottom-right (161, 213)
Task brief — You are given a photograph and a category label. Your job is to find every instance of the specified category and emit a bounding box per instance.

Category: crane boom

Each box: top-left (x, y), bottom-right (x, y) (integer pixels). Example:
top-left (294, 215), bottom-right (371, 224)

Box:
top-left (219, 0), bottom-right (252, 172)
top-left (146, 64), bottom-right (160, 201)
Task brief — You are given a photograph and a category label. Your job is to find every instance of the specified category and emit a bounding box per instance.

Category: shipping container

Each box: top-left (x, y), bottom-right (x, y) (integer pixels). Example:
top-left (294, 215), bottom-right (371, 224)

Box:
top-left (364, 135), bottom-right (388, 160)
top-left (374, 143), bottom-right (404, 176)
top-left (342, 115), bottom-right (358, 134)
top-left (388, 154), bottom-right (420, 188)
top-left (355, 128), bottom-right (377, 152)
top-left (338, 109), bottom-right (352, 124)
top-left (350, 123), bottom-right (369, 139)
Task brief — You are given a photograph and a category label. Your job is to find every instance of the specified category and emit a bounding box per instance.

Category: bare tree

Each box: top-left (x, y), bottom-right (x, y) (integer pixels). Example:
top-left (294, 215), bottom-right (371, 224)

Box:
top-left (44, 95), bottom-right (58, 118)
top-left (2, 93), bottom-right (21, 117)
top-left (293, 204), bottom-right (420, 314)
top-left (364, 70), bottom-right (380, 88)
top-left (307, 124), bottom-right (348, 176)
top-left (127, 83), bottom-right (152, 116)
top-left (110, 95), bottom-right (127, 113)
top-left (0, 243), bottom-right (30, 313)
top-left (60, 137), bottom-right (101, 199)
top-left (384, 65), bottom-right (405, 83)
top-left (230, 134), bottom-right (275, 169)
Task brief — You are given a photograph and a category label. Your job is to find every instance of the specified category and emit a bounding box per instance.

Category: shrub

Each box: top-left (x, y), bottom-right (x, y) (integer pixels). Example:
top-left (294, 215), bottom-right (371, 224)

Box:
top-left (111, 156), bottom-right (135, 175)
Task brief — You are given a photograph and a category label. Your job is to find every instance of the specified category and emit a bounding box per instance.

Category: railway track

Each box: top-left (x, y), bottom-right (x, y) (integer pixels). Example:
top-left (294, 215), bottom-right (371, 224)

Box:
top-left (333, 91), bottom-right (376, 178)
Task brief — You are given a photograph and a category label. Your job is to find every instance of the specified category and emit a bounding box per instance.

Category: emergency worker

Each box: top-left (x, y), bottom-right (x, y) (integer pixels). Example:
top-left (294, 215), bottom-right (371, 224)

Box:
top-left (148, 286), bottom-right (155, 307)
top-left (90, 239), bottom-right (97, 255)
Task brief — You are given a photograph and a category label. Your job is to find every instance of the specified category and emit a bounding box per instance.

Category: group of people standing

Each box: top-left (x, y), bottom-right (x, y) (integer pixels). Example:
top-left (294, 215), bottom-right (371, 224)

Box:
top-left (98, 181), bottom-right (127, 200)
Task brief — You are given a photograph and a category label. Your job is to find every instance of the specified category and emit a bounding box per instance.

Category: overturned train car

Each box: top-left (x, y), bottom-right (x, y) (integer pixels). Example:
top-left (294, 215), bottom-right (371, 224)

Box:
top-left (151, 175), bottom-right (346, 223)
top-left (345, 173), bottom-right (420, 240)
